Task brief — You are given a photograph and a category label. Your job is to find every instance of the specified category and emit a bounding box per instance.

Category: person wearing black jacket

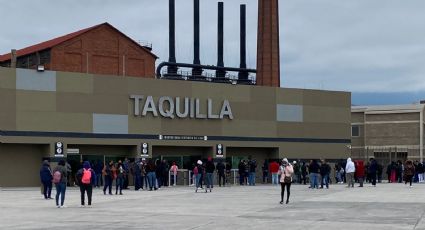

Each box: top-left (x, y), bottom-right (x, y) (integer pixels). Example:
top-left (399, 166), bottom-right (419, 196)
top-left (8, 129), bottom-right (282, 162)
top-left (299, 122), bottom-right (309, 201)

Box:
top-left (103, 161), bottom-right (113, 195)
top-left (205, 157), bottom-right (216, 192)
top-left (320, 160), bottom-right (331, 189)
top-left (238, 160), bottom-right (245, 185)
top-left (39, 160), bottom-right (53, 199)
top-left (76, 161), bottom-right (96, 207)
top-left (146, 160), bottom-right (158, 191)
top-left (309, 160), bottom-right (320, 189)
top-left (368, 158), bottom-right (378, 186)
top-left (216, 160), bottom-right (225, 187)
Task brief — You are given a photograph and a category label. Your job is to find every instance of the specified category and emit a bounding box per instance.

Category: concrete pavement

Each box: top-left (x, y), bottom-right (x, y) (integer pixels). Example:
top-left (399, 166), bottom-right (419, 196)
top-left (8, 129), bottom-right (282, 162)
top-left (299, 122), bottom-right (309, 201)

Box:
top-left (1, 183), bottom-right (424, 230)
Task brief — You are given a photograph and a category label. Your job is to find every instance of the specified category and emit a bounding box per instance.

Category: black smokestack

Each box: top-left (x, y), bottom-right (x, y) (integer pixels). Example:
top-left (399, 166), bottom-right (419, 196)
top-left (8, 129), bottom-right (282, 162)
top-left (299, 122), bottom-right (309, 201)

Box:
top-left (168, 0), bottom-right (177, 75)
top-left (238, 4), bottom-right (248, 80)
top-left (192, 0), bottom-right (202, 77)
top-left (216, 2), bottom-right (225, 78)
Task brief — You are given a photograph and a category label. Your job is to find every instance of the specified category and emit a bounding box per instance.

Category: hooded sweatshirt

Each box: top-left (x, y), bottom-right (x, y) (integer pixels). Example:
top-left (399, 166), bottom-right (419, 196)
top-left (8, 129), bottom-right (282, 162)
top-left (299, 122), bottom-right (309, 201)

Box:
top-left (345, 158), bottom-right (356, 173)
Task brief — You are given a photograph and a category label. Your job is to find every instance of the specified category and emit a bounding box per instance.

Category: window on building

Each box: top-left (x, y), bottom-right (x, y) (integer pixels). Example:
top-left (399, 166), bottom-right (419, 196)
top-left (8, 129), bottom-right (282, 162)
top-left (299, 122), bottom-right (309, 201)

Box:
top-left (351, 125), bottom-right (360, 137)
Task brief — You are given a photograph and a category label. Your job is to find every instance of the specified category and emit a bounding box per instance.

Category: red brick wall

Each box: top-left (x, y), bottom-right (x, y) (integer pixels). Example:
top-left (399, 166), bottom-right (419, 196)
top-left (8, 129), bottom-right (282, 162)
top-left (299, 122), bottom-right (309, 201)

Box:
top-left (256, 0), bottom-right (280, 87)
top-left (50, 24), bottom-right (156, 78)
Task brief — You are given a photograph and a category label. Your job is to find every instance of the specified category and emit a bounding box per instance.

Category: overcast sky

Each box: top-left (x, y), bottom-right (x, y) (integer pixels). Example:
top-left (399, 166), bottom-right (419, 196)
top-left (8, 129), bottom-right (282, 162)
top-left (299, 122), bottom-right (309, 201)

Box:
top-left (1, 0), bottom-right (424, 104)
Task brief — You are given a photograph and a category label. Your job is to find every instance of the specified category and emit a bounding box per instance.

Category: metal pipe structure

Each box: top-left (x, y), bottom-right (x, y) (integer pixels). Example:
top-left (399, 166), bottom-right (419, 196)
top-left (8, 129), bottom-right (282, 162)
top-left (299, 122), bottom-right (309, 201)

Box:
top-left (238, 4), bottom-right (248, 80)
top-left (156, 62), bottom-right (256, 83)
top-left (216, 2), bottom-right (226, 78)
top-left (168, 0), bottom-right (178, 75)
top-left (192, 0), bottom-right (202, 77)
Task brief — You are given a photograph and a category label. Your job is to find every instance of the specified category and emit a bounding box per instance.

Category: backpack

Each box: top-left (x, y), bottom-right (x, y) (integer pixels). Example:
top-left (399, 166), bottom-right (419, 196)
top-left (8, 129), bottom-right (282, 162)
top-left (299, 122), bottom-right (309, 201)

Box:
top-left (52, 171), bottom-right (62, 184)
top-left (81, 169), bottom-right (92, 184)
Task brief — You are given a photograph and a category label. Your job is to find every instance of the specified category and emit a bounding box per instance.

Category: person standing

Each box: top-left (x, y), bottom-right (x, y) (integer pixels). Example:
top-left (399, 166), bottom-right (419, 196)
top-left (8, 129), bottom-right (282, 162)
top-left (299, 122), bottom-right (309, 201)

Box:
top-left (355, 160), bottom-right (365, 187)
top-left (170, 162), bottom-right (178, 186)
top-left (404, 160), bottom-right (415, 187)
top-left (65, 161), bottom-right (72, 186)
top-left (39, 160), bottom-right (53, 200)
top-left (368, 158), bottom-right (378, 187)
top-left (194, 160), bottom-right (202, 192)
top-left (262, 160), bottom-right (269, 184)
top-left (238, 160), bottom-right (245, 185)
top-left (115, 161), bottom-right (125, 195)
top-left (301, 162), bottom-right (308, 185)
top-left (216, 160), bottom-right (226, 187)
top-left (320, 160), bottom-right (331, 189)
top-left (76, 161), bottom-right (96, 207)
top-left (269, 160), bottom-right (280, 185)
top-left (94, 160), bottom-right (103, 188)
top-left (123, 158), bottom-right (130, 189)
top-left (309, 160), bottom-right (320, 189)
top-left (248, 158), bottom-right (257, 186)
top-left (155, 159), bottom-right (164, 188)
top-left (53, 160), bottom-right (68, 208)
top-left (134, 160), bottom-right (142, 191)
top-left (225, 161), bottom-right (232, 185)
top-left (205, 157), bottom-right (216, 193)
top-left (345, 158), bottom-right (356, 188)
top-left (278, 158), bottom-right (294, 205)
top-left (146, 160), bottom-right (158, 191)
top-left (103, 161), bottom-right (113, 195)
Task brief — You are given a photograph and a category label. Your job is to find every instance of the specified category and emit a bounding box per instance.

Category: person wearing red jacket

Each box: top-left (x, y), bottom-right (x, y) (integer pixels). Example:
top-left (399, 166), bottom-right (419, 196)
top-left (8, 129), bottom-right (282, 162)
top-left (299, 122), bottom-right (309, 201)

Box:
top-left (355, 160), bottom-right (365, 187)
top-left (269, 161), bottom-right (280, 185)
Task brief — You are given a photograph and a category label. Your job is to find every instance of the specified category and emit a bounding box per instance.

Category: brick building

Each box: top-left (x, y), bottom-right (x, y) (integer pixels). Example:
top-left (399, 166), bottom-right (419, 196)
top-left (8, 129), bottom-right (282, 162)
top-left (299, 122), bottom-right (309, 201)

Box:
top-left (0, 22), bottom-right (157, 77)
top-left (351, 103), bottom-right (425, 166)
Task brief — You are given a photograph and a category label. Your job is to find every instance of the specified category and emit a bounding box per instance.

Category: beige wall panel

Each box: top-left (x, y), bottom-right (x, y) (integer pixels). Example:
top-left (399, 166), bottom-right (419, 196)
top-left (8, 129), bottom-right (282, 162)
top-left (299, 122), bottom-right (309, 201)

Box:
top-left (128, 115), bottom-right (162, 134)
top-left (351, 112), bottom-right (364, 123)
top-left (250, 86), bottom-right (276, 104)
top-left (221, 85), bottom-right (251, 103)
top-left (56, 72), bottom-right (93, 94)
top-left (0, 89), bottom-right (16, 130)
top-left (16, 91), bottom-right (56, 112)
top-left (221, 120), bottom-right (277, 137)
top-left (304, 106), bottom-right (351, 123)
top-left (366, 113), bottom-right (419, 122)
top-left (303, 90), bottom-right (350, 107)
top-left (159, 80), bottom-right (194, 97)
top-left (275, 88), bottom-right (303, 105)
top-left (17, 111), bottom-right (92, 132)
top-left (0, 144), bottom-right (46, 187)
top-left (191, 82), bottom-right (228, 100)
top-left (92, 94), bottom-right (128, 114)
top-left (127, 77), bottom-right (163, 96)
top-left (57, 93), bottom-right (127, 115)
top-left (0, 67), bottom-right (16, 89)
top-left (302, 123), bottom-right (350, 139)
top-left (351, 137), bottom-right (364, 147)
top-left (230, 102), bottom-right (276, 121)
top-left (279, 143), bottom-right (350, 160)
top-left (161, 119), bottom-right (223, 136)
top-left (70, 145), bottom-right (134, 156)
top-left (93, 75), bottom-right (128, 95)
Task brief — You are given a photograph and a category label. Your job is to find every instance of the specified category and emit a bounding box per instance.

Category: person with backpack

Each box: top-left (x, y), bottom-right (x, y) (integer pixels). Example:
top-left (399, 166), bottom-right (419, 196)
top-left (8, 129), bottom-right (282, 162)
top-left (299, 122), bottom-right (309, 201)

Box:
top-left (76, 161), bottom-right (96, 207)
top-left (53, 160), bottom-right (68, 208)
top-left (39, 160), bottom-right (53, 200)
top-left (278, 158), bottom-right (294, 204)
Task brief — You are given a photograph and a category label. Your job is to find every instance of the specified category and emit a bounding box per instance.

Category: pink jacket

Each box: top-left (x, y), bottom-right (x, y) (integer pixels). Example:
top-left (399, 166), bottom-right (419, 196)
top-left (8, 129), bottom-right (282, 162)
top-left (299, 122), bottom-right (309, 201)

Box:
top-left (279, 164), bottom-right (294, 183)
top-left (170, 165), bottom-right (178, 175)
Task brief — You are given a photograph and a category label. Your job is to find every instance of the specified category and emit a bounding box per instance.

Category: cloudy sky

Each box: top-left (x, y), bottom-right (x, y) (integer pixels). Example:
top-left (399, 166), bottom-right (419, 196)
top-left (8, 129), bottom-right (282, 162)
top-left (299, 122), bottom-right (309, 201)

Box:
top-left (1, 0), bottom-right (424, 105)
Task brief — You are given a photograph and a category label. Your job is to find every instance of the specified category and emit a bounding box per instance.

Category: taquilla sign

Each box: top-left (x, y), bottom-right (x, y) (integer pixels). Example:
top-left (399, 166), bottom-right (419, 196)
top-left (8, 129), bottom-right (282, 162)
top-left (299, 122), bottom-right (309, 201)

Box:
top-left (130, 95), bottom-right (233, 120)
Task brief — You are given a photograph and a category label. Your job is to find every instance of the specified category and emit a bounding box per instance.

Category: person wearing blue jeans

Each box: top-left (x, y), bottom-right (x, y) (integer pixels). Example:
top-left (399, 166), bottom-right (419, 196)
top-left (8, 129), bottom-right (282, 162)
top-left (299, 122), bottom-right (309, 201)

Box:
top-left (205, 157), bottom-right (216, 192)
top-left (146, 159), bottom-right (158, 191)
top-left (308, 160), bottom-right (320, 189)
top-left (53, 160), bottom-right (68, 208)
top-left (249, 172), bottom-right (255, 186)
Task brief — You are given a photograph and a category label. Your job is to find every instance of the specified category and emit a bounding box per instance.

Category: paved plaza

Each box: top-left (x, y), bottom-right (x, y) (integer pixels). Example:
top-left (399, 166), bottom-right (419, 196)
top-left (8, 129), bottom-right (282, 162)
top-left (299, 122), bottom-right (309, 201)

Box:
top-left (1, 183), bottom-right (425, 229)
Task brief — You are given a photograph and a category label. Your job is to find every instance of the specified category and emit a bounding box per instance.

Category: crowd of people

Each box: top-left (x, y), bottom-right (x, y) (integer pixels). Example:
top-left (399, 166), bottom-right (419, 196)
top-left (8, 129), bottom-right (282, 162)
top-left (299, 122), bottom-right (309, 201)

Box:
top-left (39, 156), bottom-right (423, 208)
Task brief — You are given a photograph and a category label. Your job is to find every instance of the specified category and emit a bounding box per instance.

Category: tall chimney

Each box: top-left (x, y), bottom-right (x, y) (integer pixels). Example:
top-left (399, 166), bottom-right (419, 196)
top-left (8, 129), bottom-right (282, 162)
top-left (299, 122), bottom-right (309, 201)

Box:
top-left (168, 0), bottom-right (178, 75)
top-left (256, 0), bottom-right (280, 87)
top-left (10, 49), bottom-right (17, 68)
top-left (238, 4), bottom-right (248, 80)
top-left (192, 0), bottom-right (202, 77)
top-left (216, 2), bottom-right (226, 78)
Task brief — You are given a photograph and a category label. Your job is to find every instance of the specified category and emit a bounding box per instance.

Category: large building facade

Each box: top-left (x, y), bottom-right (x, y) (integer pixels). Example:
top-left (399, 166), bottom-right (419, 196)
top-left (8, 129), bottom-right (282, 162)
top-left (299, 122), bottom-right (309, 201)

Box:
top-left (0, 67), bottom-right (351, 186)
top-left (351, 104), bottom-right (425, 166)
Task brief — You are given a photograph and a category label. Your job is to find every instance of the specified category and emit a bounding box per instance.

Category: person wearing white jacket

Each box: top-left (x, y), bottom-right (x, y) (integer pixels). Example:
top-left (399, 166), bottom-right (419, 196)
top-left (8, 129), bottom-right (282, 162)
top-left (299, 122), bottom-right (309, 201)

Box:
top-left (345, 158), bottom-right (356, 188)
